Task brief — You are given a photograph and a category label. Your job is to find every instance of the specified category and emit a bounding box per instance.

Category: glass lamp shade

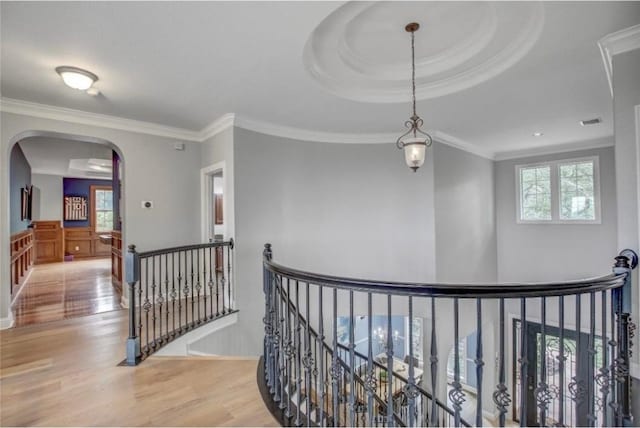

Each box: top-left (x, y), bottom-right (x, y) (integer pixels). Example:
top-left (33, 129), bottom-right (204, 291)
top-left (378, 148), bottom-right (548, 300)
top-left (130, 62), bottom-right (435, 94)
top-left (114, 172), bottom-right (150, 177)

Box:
top-left (55, 66), bottom-right (98, 90)
top-left (401, 137), bottom-right (427, 172)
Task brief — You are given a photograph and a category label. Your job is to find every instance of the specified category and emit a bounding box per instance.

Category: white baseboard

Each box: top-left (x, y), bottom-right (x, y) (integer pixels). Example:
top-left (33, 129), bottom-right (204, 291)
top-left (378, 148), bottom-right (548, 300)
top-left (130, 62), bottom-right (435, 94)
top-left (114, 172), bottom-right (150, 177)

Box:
top-left (0, 312), bottom-right (15, 329)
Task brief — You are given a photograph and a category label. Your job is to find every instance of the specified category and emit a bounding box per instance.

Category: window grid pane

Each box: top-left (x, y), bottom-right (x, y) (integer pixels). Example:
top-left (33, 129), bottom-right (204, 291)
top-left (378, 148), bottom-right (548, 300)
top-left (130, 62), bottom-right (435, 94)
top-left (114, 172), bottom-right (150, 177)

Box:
top-left (559, 161), bottom-right (595, 220)
top-left (520, 165), bottom-right (552, 221)
top-left (95, 189), bottom-right (114, 232)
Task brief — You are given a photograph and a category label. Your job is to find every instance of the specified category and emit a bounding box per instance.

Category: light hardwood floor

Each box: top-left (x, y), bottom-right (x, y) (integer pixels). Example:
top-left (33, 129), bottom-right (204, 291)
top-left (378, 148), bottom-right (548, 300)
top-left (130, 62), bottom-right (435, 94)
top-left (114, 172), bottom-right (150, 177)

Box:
top-left (11, 258), bottom-right (121, 327)
top-left (0, 310), bottom-right (277, 427)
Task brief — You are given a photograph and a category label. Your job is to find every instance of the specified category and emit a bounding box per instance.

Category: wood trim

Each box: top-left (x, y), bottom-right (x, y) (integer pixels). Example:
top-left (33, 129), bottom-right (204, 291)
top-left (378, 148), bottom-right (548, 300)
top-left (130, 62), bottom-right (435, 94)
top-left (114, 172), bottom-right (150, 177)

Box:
top-left (89, 185), bottom-right (113, 233)
top-left (32, 221), bottom-right (63, 265)
top-left (111, 230), bottom-right (122, 293)
top-left (10, 229), bottom-right (34, 295)
top-left (64, 227), bottom-right (110, 260)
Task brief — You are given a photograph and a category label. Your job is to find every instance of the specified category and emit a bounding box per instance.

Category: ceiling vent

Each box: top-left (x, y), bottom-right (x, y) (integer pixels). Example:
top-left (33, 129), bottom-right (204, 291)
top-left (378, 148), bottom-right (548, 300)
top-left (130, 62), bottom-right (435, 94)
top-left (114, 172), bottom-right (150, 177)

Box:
top-left (580, 118), bottom-right (602, 126)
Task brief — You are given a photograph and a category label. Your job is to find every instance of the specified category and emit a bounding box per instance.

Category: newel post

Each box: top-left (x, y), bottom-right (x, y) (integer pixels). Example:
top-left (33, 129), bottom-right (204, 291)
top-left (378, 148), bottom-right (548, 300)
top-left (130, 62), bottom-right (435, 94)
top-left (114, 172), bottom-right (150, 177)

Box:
top-left (125, 244), bottom-right (141, 366)
top-left (612, 249), bottom-right (638, 426)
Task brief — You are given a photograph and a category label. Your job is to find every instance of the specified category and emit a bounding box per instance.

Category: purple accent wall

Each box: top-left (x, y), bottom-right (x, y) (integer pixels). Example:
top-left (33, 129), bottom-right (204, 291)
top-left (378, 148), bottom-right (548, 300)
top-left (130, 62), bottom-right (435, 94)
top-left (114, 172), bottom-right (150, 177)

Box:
top-left (63, 177), bottom-right (112, 228)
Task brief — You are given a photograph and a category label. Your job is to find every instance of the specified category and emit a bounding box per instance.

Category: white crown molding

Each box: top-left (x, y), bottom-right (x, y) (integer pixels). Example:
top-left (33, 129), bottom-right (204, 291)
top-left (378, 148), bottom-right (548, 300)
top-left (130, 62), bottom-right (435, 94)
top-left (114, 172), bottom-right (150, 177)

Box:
top-left (598, 24), bottom-right (640, 97)
top-left (198, 113), bottom-right (235, 141)
top-left (493, 136), bottom-right (614, 161)
top-left (1, 96), bottom-right (496, 159)
top-left (0, 97), bottom-right (202, 141)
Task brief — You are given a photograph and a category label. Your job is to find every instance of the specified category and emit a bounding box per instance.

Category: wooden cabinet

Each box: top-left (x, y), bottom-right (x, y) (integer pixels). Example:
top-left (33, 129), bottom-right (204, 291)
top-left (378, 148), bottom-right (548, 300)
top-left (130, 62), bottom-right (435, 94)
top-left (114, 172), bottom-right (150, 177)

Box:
top-left (33, 221), bottom-right (63, 264)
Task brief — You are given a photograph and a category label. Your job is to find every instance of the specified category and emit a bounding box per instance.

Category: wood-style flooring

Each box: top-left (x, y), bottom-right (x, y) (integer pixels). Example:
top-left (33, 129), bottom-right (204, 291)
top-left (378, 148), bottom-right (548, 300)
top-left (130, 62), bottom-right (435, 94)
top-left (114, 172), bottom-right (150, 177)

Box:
top-left (0, 310), bottom-right (277, 427)
top-left (11, 259), bottom-right (121, 327)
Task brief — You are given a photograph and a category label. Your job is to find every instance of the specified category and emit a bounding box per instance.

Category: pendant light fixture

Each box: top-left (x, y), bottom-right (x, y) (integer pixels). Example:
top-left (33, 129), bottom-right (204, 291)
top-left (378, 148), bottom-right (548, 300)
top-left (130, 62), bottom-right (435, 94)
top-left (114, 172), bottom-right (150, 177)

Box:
top-left (396, 22), bottom-right (432, 172)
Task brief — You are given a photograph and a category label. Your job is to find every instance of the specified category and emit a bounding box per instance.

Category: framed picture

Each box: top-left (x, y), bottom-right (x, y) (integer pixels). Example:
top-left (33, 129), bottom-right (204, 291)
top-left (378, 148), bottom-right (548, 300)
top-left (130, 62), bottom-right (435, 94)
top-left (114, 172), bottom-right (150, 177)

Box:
top-left (64, 196), bottom-right (88, 221)
top-left (20, 188), bottom-right (29, 221)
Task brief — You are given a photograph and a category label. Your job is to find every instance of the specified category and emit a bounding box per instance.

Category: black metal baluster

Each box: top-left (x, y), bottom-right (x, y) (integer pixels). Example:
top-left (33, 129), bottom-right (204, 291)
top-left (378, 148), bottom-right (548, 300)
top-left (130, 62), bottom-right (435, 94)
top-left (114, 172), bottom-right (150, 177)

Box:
top-left (587, 292), bottom-right (596, 427)
top-left (558, 296), bottom-right (566, 427)
top-left (430, 297), bottom-right (438, 427)
top-left (305, 284), bottom-right (313, 425)
top-left (318, 285), bottom-right (325, 426)
top-left (598, 290), bottom-right (610, 427)
top-left (569, 295), bottom-right (584, 422)
top-left (475, 298), bottom-right (484, 428)
top-left (284, 278), bottom-right (292, 419)
top-left (613, 254), bottom-right (633, 427)
top-left (221, 247), bottom-right (227, 315)
top-left (164, 253), bottom-right (169, 341)
top-left (493, 298), bottom-right (509, 427)
top-left (171, 252), bottom-right (176, 335)
top-left (386, 295), bottom-right (394, 427)
top-left (450, 298), bottom-right (463, 427)
top-left (143, 257), bottom-right (150, 355)
top-left (138, 255), bottom-right (143, 351)
top-left (215, 247), bottom-right (220, 317)
top-left (407, 296), bottom-right (417, 427)
top-left (349, 290), bottom-right (356, 427)
top-left (189, 249), bottom-right (195, 328)
top-left (609, 290), bottom-right (617, 425)
top-left (520, 298), bottom-right (528, 426)
top-left (366, 292), bottom-right (374, 427)
top-left (151, 255), bottom-right (157, 349)
top-left (535, 297), bottom-right (548, 427)
top-left (295, 281), bottom-right (302, 426)
top-left (196, 248), bottom-right (201, 324)
top-left (331, 288), bottom-right (339, 427)
top-left (178, 251), bottom-right (184, 333)
top-left (273, 276), bottom-right (282, 403)
top-left (279, 278), bottom-right (287, 412)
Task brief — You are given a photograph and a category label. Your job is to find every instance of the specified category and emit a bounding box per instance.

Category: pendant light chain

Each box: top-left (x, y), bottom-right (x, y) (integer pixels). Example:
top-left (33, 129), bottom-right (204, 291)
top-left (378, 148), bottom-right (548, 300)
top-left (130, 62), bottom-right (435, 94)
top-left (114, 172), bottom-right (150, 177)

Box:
top-left (411, 29), bottom-right (417, 124)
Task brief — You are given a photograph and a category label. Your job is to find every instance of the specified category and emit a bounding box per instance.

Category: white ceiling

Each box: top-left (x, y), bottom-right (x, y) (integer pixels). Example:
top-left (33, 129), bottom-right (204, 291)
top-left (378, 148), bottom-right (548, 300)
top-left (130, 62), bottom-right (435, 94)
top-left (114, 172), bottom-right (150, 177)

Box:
top-left (19, 137), bottom-right (113, 179)
top-left (2, 1), bottom-right (639, 156)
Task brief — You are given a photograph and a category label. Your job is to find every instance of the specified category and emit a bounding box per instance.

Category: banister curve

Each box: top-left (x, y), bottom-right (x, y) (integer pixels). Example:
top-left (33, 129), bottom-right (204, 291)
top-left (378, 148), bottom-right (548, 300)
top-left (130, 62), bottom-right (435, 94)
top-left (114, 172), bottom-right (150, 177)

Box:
top-left (264, 258), bottom-right (631, 299)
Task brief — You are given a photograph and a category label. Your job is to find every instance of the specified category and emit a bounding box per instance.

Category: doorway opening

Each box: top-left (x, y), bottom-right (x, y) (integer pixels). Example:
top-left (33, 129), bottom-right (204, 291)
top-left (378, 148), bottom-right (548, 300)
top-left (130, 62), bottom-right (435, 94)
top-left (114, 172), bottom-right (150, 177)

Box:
top-left (8, 133), bottom-right (124, 327)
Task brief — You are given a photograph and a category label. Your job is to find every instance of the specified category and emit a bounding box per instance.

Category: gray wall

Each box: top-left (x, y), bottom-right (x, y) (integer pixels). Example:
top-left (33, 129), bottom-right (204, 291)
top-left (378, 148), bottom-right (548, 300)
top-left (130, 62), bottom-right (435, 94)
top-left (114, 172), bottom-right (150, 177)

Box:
top-left (9, 143), bottom-right (31, 233)
top-left (231, 127), bottom-right (437, 354)
top-left (434, 143), bottom-right (497, 282)
top-left (31, 173), bottom-right (62, 221)
top-left (496, 144), bottom-right (617, 282)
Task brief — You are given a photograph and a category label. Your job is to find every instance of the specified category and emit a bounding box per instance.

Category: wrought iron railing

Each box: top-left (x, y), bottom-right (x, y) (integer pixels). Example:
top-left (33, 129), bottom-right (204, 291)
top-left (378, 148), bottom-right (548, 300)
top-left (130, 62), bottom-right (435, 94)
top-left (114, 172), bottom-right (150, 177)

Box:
top-left (261, 244), bottom-right (638, 427)
top-left (124, 239), bottom-right (235, 365)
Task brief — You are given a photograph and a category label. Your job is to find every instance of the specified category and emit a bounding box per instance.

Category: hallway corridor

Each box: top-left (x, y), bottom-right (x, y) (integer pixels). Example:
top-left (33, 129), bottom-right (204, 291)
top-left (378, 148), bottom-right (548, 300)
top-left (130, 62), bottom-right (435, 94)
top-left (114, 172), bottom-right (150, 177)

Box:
top-left (11, 259), bottom-right (121, 327)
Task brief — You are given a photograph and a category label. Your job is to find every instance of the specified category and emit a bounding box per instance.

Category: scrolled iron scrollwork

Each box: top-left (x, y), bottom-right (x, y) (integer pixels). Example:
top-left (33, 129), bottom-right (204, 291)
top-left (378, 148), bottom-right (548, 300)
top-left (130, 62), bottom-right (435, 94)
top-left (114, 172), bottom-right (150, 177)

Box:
top-left (492, 382), bottom-right (511, 413)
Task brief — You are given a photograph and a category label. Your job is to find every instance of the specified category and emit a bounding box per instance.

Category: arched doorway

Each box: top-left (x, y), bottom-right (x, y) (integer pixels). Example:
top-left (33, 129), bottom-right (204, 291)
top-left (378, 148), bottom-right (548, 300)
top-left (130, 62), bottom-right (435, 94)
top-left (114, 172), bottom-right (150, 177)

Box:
top-left (7, 130), bottom-right (125, 327)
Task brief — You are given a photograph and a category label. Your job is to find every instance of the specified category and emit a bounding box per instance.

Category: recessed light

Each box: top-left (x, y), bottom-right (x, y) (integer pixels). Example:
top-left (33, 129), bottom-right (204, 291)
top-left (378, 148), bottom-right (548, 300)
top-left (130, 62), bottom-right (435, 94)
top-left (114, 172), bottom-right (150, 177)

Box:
top-left (533, 132), bottom-right (543, 137)
top-left (55, 66), bottom-right (98, 91)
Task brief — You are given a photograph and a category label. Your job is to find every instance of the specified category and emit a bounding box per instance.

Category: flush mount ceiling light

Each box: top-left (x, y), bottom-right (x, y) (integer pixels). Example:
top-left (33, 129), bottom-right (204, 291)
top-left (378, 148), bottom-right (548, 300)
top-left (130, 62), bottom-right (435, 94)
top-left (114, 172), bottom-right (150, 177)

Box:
top-left (533, 132), bottom-right (544, 137)
top-left (396, 23), bottom-right (433, 172)
top-left (55, 66), bottom-right (98, 91)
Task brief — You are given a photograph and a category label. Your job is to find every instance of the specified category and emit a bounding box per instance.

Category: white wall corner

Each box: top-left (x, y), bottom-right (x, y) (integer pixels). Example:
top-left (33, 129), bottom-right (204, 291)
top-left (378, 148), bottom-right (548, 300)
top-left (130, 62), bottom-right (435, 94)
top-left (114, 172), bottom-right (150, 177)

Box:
top-left (598, 24), bottom-right (640, 97)
top-left (0, 311), bottom-right (14, 329)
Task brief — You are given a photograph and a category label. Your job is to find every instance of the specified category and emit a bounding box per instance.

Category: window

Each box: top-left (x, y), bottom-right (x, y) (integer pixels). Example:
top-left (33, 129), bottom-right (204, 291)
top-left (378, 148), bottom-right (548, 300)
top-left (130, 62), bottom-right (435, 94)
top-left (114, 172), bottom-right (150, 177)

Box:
top-left (93, 187), bottom-right (113, 232)
top-left (517, 156), bottom-right (600, 223)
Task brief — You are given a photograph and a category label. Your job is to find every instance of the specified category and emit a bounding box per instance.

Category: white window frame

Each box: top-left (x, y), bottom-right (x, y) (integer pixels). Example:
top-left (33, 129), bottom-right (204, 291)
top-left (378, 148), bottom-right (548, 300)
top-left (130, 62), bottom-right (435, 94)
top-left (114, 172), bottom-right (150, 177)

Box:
top-left (516, 155), bottom-right (601, 224)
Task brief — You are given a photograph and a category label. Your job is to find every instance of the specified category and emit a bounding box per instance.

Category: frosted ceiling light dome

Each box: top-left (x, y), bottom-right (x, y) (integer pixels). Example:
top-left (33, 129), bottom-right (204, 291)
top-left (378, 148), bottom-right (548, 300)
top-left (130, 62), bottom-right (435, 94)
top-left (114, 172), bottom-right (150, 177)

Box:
top-left (55, 66), bottom-right (98, 90)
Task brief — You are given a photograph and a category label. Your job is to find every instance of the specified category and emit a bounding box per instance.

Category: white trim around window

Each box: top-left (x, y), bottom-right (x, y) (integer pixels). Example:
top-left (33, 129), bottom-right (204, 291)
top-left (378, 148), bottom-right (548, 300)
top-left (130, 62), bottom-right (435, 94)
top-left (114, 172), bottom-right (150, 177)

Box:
top-left (516, 155), bottom-right (601, 224)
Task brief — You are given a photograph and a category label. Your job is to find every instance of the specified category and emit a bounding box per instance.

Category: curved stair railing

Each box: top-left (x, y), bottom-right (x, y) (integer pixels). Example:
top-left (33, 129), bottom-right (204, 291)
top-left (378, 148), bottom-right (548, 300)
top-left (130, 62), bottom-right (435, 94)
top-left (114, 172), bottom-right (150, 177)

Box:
top-left (261, 244), bottom-right (638, 427)
top-left (124, 239), bottom-right (235, 365)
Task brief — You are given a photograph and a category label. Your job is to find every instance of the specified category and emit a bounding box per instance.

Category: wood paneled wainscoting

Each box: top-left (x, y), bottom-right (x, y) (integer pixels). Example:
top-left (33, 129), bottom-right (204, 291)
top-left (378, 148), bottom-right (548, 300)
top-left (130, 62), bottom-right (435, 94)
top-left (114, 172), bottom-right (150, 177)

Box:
top-left (111, 230), bottom-right (122, 293)
top-left (32, 221), bottom-right (63, 264)
top-left (64, 227), bottom-right (111, 259)
top-left (10, 230), bottom-right (33, 295)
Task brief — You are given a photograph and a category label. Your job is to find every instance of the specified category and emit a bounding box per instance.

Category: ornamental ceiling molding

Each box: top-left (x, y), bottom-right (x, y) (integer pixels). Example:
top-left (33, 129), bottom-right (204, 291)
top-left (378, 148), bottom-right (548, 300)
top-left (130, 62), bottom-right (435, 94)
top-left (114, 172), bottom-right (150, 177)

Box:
top-left (1, 97), bottom-right (612, 161)
top-left (303, 1), bottom-right (545, 103)
top-left (598, 24), bottom-right (640, 97)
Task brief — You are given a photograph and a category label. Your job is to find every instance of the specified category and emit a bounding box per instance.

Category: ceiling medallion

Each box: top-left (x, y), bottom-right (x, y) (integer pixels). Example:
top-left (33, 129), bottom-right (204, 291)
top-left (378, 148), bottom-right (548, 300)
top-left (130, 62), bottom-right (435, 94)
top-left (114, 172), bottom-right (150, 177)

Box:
top-left (396, 23), bottom-right (432, 172)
